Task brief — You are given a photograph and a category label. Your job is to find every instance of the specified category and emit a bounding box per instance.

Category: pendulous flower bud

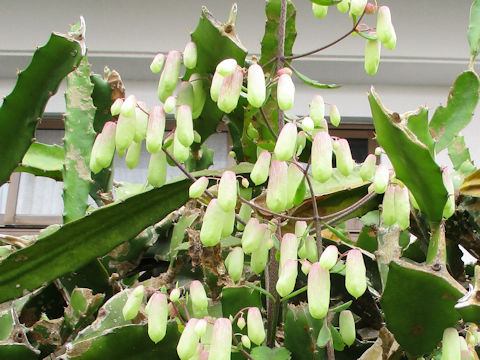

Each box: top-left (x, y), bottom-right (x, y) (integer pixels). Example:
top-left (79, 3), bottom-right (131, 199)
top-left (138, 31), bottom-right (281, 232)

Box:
top-left (301, 259), bottom-right (312, 275)
top-left (173, 131), bottom-right (190, 163)
top-left (350, 0), bottom-right (367, 17)
top-left (345, 250), bottom-right (367, 299)
top-left (394, 185), bottom-right (410, 230)
top-left (376, 6), bottom-right (396, 50)
top-left (221, 208), bottom-right (235, 238)
top-left (296, 131), bottom-right (307, 156)
top-left (373, 163), bottom-right (389, 194)
top-left (190, 280), bottom-right (208, 316)
top-left (335, 139), bottom-right (354, 176)
top-left (176, 104), bottom-right (194, 147)
top-left (237, 203), bottom-right (252, 231)
top-left (247, 63), bottom-right (266, 108)
top-left (247, 307), bottom-right (266, 345)
top-left (183, 41), bottom-right (197, 70)
top-left (150, 53), bottom-right (166, 74)
top-left (337, 0), bottom-right (350, 13)
top-left (364, 39), bottom-right (381, 75)
top-left (329, 104), bottom-right (341, 127)
top-left (441, 328), bottom-right (461, 360)
top-left (217, 66), bottom-right (243, 114)
top-left (110, 98), bottom-right (123, 116)
top-left (295, 221), bottom-right (308, 238)
top-left (210, 71), bottom-right (224, 103)
top-left (237, 316), bottom-right (246, 330)
top-left (382, 185), bottom-right (396, 226)
top-left (170, 288), bottom-right (181, 303)
top-left (194, 319), bottom-right (208, 338)
top-left (242, 219), bottom-right (265, 254)
top-left (158, 50), bottom-right (182, 102)
top-left (443, 167), bottom-right (455, 219)
top-left (241, 335), bottom-right (251, 349)
top-left (164, 96), bottom-right (176, 114)
top-left (189, 176), bottom-right (209, 198)
top-left (277, 69), bottom-right (295, 111)
top-left (200, 199), bottom-right (226, 247)
top-left (93, 121), bottom-right (116, 169)
top-left (286, 163), bottom-right (305, 209)
top-left (309, 95), bottom-right (325, 126)
top-left (134, 102), bottom-right (149, 142)
top-left (146, 106), bottom-right (166, 154)
top-left (122, 285), bottom-right (144, 321)
top-left (339, 310), bottom-right (356, 346)
top-left (177, 318), bottom-right (200, 360)
top-left (176, 81), bottom-right (194, 109)
top-left (279, 233), bottom-right (298, 274)
top-left (319, 245), bottom-right (339, 270)
top-left (250, 151), bottom-right (271, 186)
top-left (209, 318), bottom-right (232, 360)
top-left (312, 131), bottom-right (333, 183)
top-left (250, 230), bottom-right (271, 274)
top-left (126, 141), bottom-right (142, 169)
top-left (301, 116), bottom-right (314, 132)
top-left (312, 4), bottom-right (328, 19)
top-left (121, 94), bottom-right (137, 118)
top-left (147, 150), bottom-right (167, 188)
top-left (147, 292), bottom-right (168, 343)
top-left (298, 235), bottom-right (319, 263)
top-left (216, 58), bottom-right (237, 77)
top-left (274, 122), bottom-right (298, 161)
top-left (225, 247), bottom-right (244, 282)
top-left (276, 259), bottom-right (298, 297)
top-left (360, 154), bottom-right (376, 181)
top-left (190, 73), bottom-right (207, 119)
top-left (217, 170), bottom-right (237, 212)
top-left (266, 160), bottom-right (288, 213)
top-left (307, 262), bottom-right (330, 319)
top-left (116, 112), bottom-right (136, 154)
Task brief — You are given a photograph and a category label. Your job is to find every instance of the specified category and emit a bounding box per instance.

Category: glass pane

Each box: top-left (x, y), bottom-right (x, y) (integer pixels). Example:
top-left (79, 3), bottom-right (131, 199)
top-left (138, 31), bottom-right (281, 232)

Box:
top-left (0, 183), bottom-right (8, 214)
top-left (349, 138), bottom-right (369, 163)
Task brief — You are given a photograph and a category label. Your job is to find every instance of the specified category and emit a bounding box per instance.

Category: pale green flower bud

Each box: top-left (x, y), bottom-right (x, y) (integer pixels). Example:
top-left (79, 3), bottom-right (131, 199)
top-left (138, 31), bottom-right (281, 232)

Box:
top-left (150, 53), bottom-right (165, 74)
top-left (242, 218), bottom-right (264, 254)
top-left (190, 73), bottom-right (207, 119)
top-left (276, 259), bottom-right (298, 297)
top-left (164, 96), bottom-right (176, 114)
top-left (200, 199), bottom-right (225, 247)
top-left (92, 121), bottom-right (116, 170)
top-left (237, 203), bottom-right (252, 231)
top-left (302, 116), bottom-right (314, 132)
top-left (216, 58), bottom-right (237, 77)
top-left (274, 122), bottom-right (298, 161)
top-left (147, 292), bottom-right (168, 343)
top-left (266, 160), bottom-right (288, 213)
top-left (122, 285), bottom-right (144, 320)
top-left (247, 63), bottom-right (266, 108)
top-left (173, 131), bottom-right (190, 162)
top-left (158, 50), bottom-right (182, 102)
top-left (210, 71), bottom-right (224, 102)
top-left (312, 4), bottom-right (328, 19)
top-left (241, 177), bottom-right (249, 188)
top-left (329, 104), bottom-right (341, 127)
top-left (339, 310), bottom-right (356, 346)
top-left (241, 335), bottom-right (251, 349)
top-left (364, 39), bottom-right (381, 76)
top-left (279, 233), bottom-right (298, 274)
top-left (277, 70), bottom-right (295, 111)
top-left (335, 139), bottom-right (354, 176)
top-left (382, 185), bottom-right (396, 226)
top-left (176, 105), bottom-right (194, 147)
top-left (298, 235), bottom-right (318, 263)
top-left (190, 280), bottom-right (208, 315)
top-left (301, 259), bottom-right (312, 275)
top-left (345, 249), bottom-right (367, 299)
top-left (360, 154), bottom-right (376, 181)
top-left (221, 208), bottom-right (235, 238)
top-left (350, 0), bottom-right (367, 17)
top-left (126, 141), bottom-right (142, 169)
top-left (251, 151), bottom-right (271, 185)
top-left (247, 307), bottom-right (266, 345)
top-left (441, 328), bottom-right (461, 360)
top-left (170, 288), bottom-right (181, 303)
top-left (312, 131), bottom-right (333, 183)
top-left (189, 176), bottom-right (209, 198)
top-left (110, 98), bottom-right (123, 116)
top-left (134, 102), bottom-right (149, 142)
top-left (395, 185), bottom-right (410, 230)
top-left (177, 318), bottom-right (200, 360)
top-left (121, 94), bottom-right (137, 117)
top-left (194, 319), bottom-right (208, 338)
top-left (250, 230), bottom-right (270, 274)
top-left (319, 245), bottom-right (339, 270)
top-left (183, 41), bottom-right (197, 70)
top-left (295, 221), bottom-right (308, 238)
top-left (218, 170), bottom-right (237, 212)
top-left (147, 150), bottom-right (167, 188)
top-left (237, 316), bottom-right (246, 330)
top-left (376, 6), bottom-right (396, 50)
top-left (373, 163), bottom-right (389, 194)
top-left (176, 81), bottom-right (194, 110)
top-left (307, 262), bottom-right (330, 319)
top-left (337, 0), bottom-right (350, 13)
top-left (225, 247), bottom-right (244, 282)
top-left (286, 163), bottom-right (305, 209)
top-left (375, 147), bottom-right (382, 156)
top-left (146, 105), bottom-right (166, 154)
top-left (296, 131), bottom-right (307, 156)
top-left (116, 112), bottom-right (136, 154)
top-left (218, 66), bottom-right (243, 114)
top-left (209, 318), bottom-right (232, 360)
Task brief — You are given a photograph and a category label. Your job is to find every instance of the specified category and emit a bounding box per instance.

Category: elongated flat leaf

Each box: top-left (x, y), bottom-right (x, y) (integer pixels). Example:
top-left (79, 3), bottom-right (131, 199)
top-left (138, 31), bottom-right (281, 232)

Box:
top-left (406, 107), bottom-right (434, 156)
top-left (430, 71), bottom-right (479, 153)
top-left (250, 346), bottom-right (291, 360)
top-left (369, 88), bottom-right (447, 222)
top-left (0, 31), bottom-right (83, 186)
top-left (14, 142), bottom-right (64, 180)
top-left (0, 343), bottom-right (39, 360)
top-left (290, 66), bottom-right (340, 89)
top-left (449, 136), bottom-right (475, 172)
top-left (468, 0), bottom-right (480, 59)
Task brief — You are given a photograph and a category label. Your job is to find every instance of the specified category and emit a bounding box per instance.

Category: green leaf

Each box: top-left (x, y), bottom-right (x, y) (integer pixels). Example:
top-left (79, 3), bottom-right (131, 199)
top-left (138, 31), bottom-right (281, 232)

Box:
top-left (316, 322), bottom-right (331, 348)
top-left (169, 212), bottom-right (199, 261)
top-left (289, 66), bottom-right (340, 89)
top-left (330, 325), bottom-right (345, 351)
top-left (0, 30), bottom-right (83, 186)
top-left (468, 0), bottom-right (480, 60)
top-left (310, 0), bottom-right (342, 5)
top-left (0, 344), bottom-right (39, 360)
top-left (406, 107), bottom-right (434, 156)
top-left (448, 136), bottom-right (476, 189)
top-left (330, 301), bottom-right (352, 313)
top-left (260, 0), bottom-right (297, 73)
top-left (221, 286), bottom-right (263, 320)
top-left (0, 311), bottom-right (13, 341)
top-left (369, 88), bottom-right (447, 222)
top-left (250, 346), bottom-right (291, 360)
top-left (14, 142), bottom-right (64, 180)
top-left (430, 71), bottom-right (480, 153)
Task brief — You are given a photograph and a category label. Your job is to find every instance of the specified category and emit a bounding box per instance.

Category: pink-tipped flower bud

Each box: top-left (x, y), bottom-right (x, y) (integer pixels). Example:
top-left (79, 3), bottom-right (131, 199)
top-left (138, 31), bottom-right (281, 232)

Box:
top-left (158, 50), bottom-right (182, 102)
top-left (274, 122), bottom-right (298, 161)
top-left (176, 105), bottom-right (194, 147)
top-left (190, 73), bottom-right (207, 119)
top-left (225, 247), bottom-right (244, 282)
top-left (250, 151), bottom-right (271, 186)
top-left (312, 4), bottom-right (328, 19)
top-left (218, 170), bottom-right (237, 212)
top-left (373, 164), bottom-right (389, 194)
top-left (350, 0), bottom-right (367, 16)
top-left (308, 262), bottom-right (330, 319)
top-left (301, 259), bottom-right (312, 275)
top-left (89, 134), bottom-right (103, 174)
top-left (277, 71), bottom-right (295, 111)
top-left (221, 208), bottom-right (235, 238)
top-left (250, 231), bottom-right (270, 274)
top-left (279, 233), bottom-right (298, 274)
top-left (247, 63), bottom-right (266, 108)
top-left (241, 335), bottom-right (251, 349)
top-left (164, 96), bottom-right (176, 114)
top-left (176, 81), bottom-right (194, 109)
top-left (247, 307), bottom-right (266, 345)
top-left (394, 185), bottom-right (410, 230)
top-left (442, 328), bottom-right (461, 360)
top-left (365, 2), bottom-right (376, 14)
top-left (190, 280), bottom-right (208, 316)
top-left (345, 250), bottom-right (367, 299)
top-left (302, 116), bottom-right (315, 132)
top-left (298, 235), bottom-right (319, 263)
top-left (276, 259), bottom-right (298, 297)
top-left (115, 112), bottom-right (136, 154)
top-left (147, 292), bottom-right (168, 343)
top-left (194, 319), bottom-right (208, 338)
top-left (237, 316), bottom-right (246, 330)
top-left (173, 131), bottom-right (190, 163)
top-left (110, 98), bottom-right (123, 116)
top-left (242, 218), bottom-right (264, 254)
top-left (364, 39), bottom-right (381, 76)
top-left (177, 318), bottom-right (200, 360)
top-left (295, 221), bottom-right (308, 238)
top-left (216, 58), bottom-right (238, 77)
top-left (329, 104), bottom-right (341, 127)
top-left (200, 199), bottom-right (226, 247)
top-left (134, 102), bottom-right (149, 142)
top-left (286, 163), bottom-right (305, 209)
top-left (150, 53), bottom-right (166, 74)
top-left (309, 95), bottom-right (325, 127)
top-left (189, 176), bottom-right (209, 198)
top-left (376, 6), bottom-right (396, 50)
top-left (241, 177), bottom-right (249, 188)
top-left (209, 318), bottom-right (232, 360)
top-left (312, 131), bottom-right (333, 183)
top-left (296, 131), bottom-right (307, 156)
top-left (122, 285), bottom-right (144, 321)
top-left (335, 139), bottom-right (354, 176)
top-left (339, 310), bottom-right (356, 346)
top-left (266, 160), bottom-right (288, 212)
top-left (147, 150), bottom-right (167, 188)
top-left (217, 66), bottom-right (243, 114)
top-left (443, 167), bottom-right (455, 219)
top-left (126, 141), bottom-right (142, 169)
top-left (121, 95), bottom-right (137, 118)
top-left (337, 0), bottom-right (350, 14)
top-left (210, 71), bottom-right (224, 103)
top-left (319, 245), bottom-right (339, 270)
top-left (382, 185), bottom-right (396, 226)
top-left (170, 288), bottom-right (181, 303)
top-left (183, 41), bottom-right (197, 70)
top-left (360, 154), bottom-right (376, 181)
top-left (146, 106), bottom-right (166, 154)
top-left (93, 121), bottom-right (116, 169)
